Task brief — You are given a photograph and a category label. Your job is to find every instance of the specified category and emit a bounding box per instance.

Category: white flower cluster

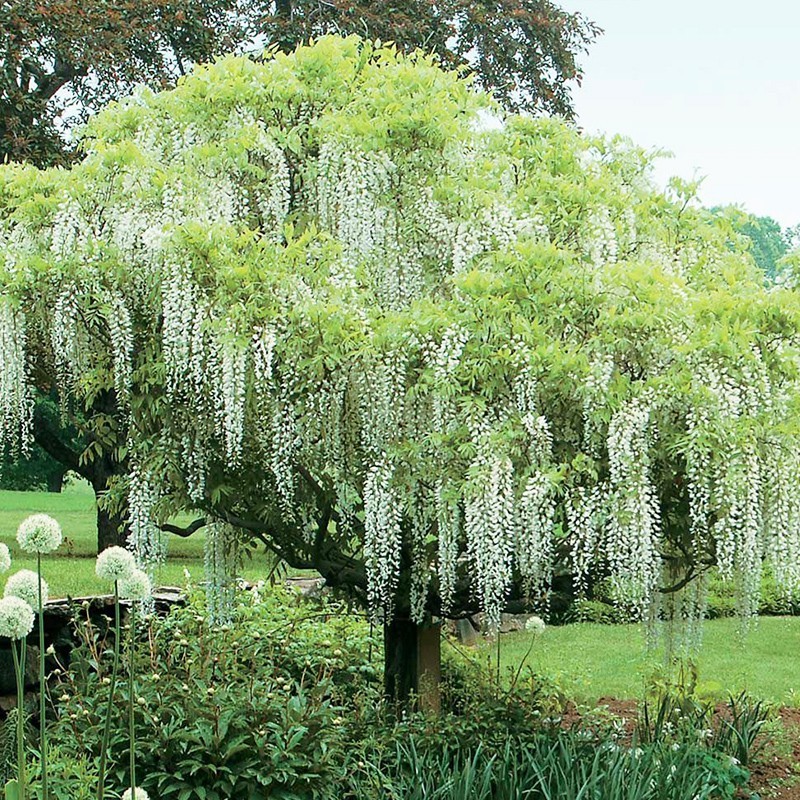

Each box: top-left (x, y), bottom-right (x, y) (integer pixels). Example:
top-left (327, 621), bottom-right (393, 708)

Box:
top-left (96, 546), bottom-right (136, 582)
top-left (436, 479), bottom-right (461, 615)
top-left (361, 349), bottom-right (408, 458)
top-left (317, 139), bottom-right (394, 264)
top-left (219, 337), bottom-right (248, 467)
top-left (5, 569), bottom-right (48, 609)
top-left (465, 452), bottom-right (516, 631)
top-left (0, 543), bottom-right (10, 573)
top-left (364, 459), bottom-right (402, 623)
top-left (606, 398), bottom-right (659, 614)
top-left (0, 595), bottom-right (34, 640)
top-left (204, 521), bottom-right (239, 624)
top-left (120, 568), bottom-right (152, 601)
top-left (583, 207), bottom-right (618, 268)
top-left (122, 787), bottom-right (150, 800)
top-left (17, 513), bottom-right (62, 554)
top-left (104, 289), bottom-right (135, 409)
top-left (51, 288), bottom-right (81, 391)
top-left (566, 484), bottom-right (604, 594)
top-left (128, 467), bottom-right (164, 570)
top-left (0, 299), bottom-right (32, 461)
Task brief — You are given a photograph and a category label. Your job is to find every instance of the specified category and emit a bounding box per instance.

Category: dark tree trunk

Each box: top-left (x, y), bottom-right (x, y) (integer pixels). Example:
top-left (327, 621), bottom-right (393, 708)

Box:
top-left (46, 468), bottom-right (65, 493)
top-left (96, 500), bottom-right (127, 552)
top-left (383, 617), bottom-right (441, 711)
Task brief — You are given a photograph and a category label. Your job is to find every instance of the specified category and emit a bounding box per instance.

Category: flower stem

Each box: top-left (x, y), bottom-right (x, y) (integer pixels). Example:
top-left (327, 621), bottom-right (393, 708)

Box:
top-left (128, 602), bottom-right (136, 796)
top-left (97, 582), bottom-right (121, 800)
top-left (12, 639), bottom-right (26, 800)
top-left (38, 551), bottom-right (48, 800)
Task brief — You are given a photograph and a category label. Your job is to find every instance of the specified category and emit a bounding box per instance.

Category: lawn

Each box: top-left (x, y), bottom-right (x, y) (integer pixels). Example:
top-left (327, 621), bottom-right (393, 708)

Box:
top-left (0, 482), bottom-right (276, 597)
top-left (4, 485), bottom-right (800, 707)
top-left (483, 617), bottom-right (800, 706)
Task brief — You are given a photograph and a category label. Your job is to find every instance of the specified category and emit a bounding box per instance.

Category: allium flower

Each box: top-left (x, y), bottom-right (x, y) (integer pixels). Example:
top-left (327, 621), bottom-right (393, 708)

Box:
top-left (0, 543), bottom-right (10, 573)
top-left (119, 569), bottom-right (152, 601)
top-left (525, 615), bottom-right (546, 635)
top-left (4, 569), bottom-right (48, 609)
top-left (122, 788), bottom-right (150, 800)
top-left (0, 595), bottom-right (35, 639)
top-left (16, 513), bottom-right (63, 554)
top-left (95, 547), bottom-right (136, 582)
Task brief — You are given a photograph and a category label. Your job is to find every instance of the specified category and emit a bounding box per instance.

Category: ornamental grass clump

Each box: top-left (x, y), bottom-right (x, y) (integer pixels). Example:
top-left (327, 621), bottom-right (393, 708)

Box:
top-left (14, 512), bottom-right (61, 800)
top-left (94, 546), bottom-right (136, 800)
top-left (0, 595), bottom-right (35, 800)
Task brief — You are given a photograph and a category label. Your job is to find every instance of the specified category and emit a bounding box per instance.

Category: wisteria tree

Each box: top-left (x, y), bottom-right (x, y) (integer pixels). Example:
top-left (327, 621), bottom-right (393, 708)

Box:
top-left (2, 37), bottom-right (800, 702)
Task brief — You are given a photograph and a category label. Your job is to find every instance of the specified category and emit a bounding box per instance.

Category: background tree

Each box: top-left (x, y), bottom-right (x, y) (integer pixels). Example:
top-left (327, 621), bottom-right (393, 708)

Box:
top-left (4, 39), bottom-right (800, 703)
top-left (0, 393), bottom-right (75, 491)
top-left (263, 0), bottom-right (601, 117)
top-left (0, 0), bottom-right (248, 167)
top-left (711, 207), bottom-right (792, 281)
top-left (2, 1), bottom-right (598, 554)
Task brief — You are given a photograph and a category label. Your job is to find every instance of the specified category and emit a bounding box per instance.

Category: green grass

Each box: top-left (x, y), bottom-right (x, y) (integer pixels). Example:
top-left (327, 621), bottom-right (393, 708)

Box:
top-left (0, 482), bottom-right (277, 597)
top-left (4, 486), bottom-right (800, 706)
top-left (485, 617), bottom-right (800, 706)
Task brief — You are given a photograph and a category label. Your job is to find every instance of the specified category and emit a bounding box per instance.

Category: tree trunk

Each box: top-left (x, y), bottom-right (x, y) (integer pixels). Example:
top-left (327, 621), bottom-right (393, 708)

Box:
top-left (96, 500), bottom-right (128, 552)
top-left (383, 617), bottom-right (441, 711)
top-left (46, 468), bottom-right (65, 493)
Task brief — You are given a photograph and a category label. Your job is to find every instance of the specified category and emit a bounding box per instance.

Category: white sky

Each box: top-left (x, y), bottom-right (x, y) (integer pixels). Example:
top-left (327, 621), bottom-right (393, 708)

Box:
top-left (560, 0), bottom-right (800, 227)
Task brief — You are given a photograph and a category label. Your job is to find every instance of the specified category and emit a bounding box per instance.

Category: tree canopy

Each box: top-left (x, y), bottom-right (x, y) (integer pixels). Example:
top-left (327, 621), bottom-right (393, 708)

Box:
top-left (0, 0), bottom-right (247, 166)
top-left (2, 38), bottom-right (800, 642)
top-left (1, 0), bottom-right (598, 167)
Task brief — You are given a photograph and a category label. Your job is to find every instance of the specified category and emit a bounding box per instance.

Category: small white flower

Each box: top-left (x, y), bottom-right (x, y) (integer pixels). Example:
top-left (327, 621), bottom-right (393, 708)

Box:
top-left (0, 543), bottom-right (10, 573)
top-left (525, 615), bottom-right (546, 635)
top-left (119, 569), bottom-right (152, 601)
top-left (122, 788), bottom-right (150, 800)
top-left (0, 595), bottom-right (35, 639)
top-left (16, 514), bottom-right (62, 554)
top-left (4, 569), bottom-right (48, 609)
top-left (95, 547), bottom-right (136, 582)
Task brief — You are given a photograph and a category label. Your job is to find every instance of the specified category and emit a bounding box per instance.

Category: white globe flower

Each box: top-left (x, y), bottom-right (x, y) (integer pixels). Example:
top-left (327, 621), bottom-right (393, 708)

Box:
top-left (16, 513), bottom-right (63, 554)
top-left (119, 569), bottom-right (152, 601)
top-left (122, 788), bottom-right (150, 800)
top-left (4, 569), bottom-right (48, 610)
top-left (95, 546), bottom-right (136, 582)
top-left (525, 615), bottom-right (546, 635)
top-left (0, 543), bottom-right (10, 573)
top-left (0, 595), bottom-right (35, 639)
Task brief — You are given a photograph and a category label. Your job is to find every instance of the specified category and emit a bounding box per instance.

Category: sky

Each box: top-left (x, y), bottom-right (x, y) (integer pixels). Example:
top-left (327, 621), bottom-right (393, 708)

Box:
top-left (559, 1), bottom-right (800, 227)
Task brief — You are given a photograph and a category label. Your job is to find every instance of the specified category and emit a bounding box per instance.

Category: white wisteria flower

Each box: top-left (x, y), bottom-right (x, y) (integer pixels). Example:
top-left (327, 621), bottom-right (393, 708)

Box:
top-left (0, 543), bottom-right (10, 573)
top-left (95, 546), bottom-right (136, 582)
top-left (0, 595), bottom-right (35, 639)
top-left (119, 569), bottom-right (152, 601)
top-left (121, 788), bottom-right (150, 800)
top-left (4, 569), bottom-right (48, 609)
top-left (525, 615), bottom-right (546, 635)
top-left (16, 513), bottom-right (62, 553)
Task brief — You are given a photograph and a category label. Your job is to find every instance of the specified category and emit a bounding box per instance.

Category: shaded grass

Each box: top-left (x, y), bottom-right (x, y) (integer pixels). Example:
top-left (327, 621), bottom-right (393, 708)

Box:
top-left (486, 617), bottom-right (800, 706)
top-left (0, 483), bottom-right (276, 597)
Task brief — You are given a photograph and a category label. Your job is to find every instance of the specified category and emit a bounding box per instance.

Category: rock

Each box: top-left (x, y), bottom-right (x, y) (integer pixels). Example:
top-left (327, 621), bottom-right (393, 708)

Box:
top-left (285, 576), bottom-right (326, 598)
top-left (455, 618), bottom-right (479, 646)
